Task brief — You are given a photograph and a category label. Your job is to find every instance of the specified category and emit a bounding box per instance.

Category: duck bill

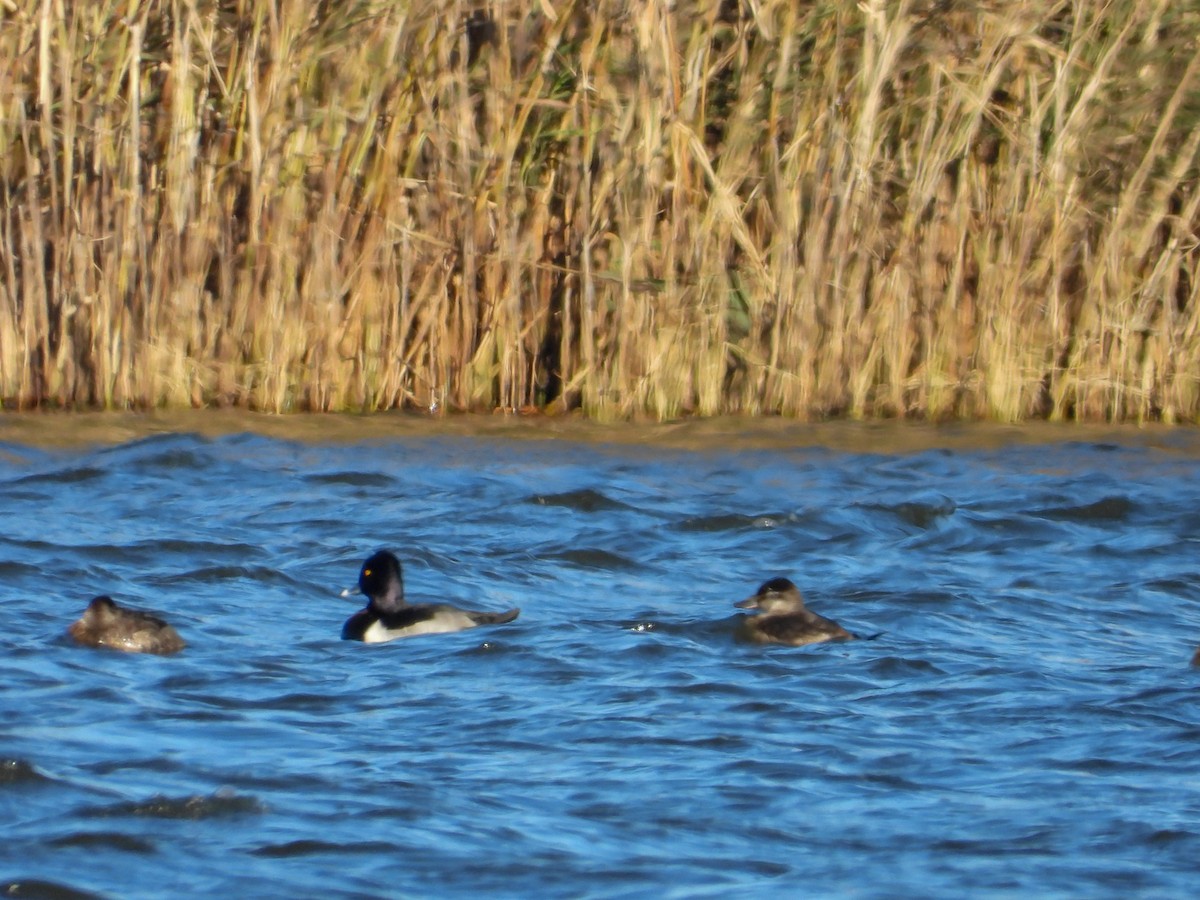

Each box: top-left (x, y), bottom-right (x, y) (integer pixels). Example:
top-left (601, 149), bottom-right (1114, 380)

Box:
top-left (735, 596), bottom-right (761, 610)
top-left (340, 586), bottom-right (360, 600)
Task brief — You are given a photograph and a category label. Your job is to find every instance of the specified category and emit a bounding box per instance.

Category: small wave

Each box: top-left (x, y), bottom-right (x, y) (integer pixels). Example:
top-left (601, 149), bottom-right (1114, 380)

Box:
top-left (0, 489), bottom-right (49, 502)
top-left (96, 433), bottom-right (280, 476)
top-left (1147, 828), bottom-right (1196, 845)
top-left (675, 512), bottom-right (790, 532)
top-left (48, 831), bottom-right (155, 853)
top-left (10, 466), bottom-right (106, 487)
top-left (82, 757), bottom-right (183, 777)
top-left (302, 471), bottom-right (398, 488)
top-left (0, 758), bottom-right (50, 785)
top-left (0, 880), bottom-right (103, 899)
top-left (137, 449), bottom-right (210, 470)
top-left (249, 839), bottom-right (394, 858)
top-left (81, 789), bottom-right (264, 820)
top-left (932, 829), bottom-right (1059, 855)
top-left (865, 656), bottom-right (947, 677)
top-left (0, 561), bottom-right (42, 580)
top-left (1032, 495), bottom-right (1136, 522)
top-left (859, 494), bottom-right (957, 529)
top-left (540, 547), bottom-right (638, 571)
top-left (151, 563), bottom-right (308, 589)
top-left (527, 488), bottom-right (631, 512)
top-left (96, 431), bottom-right (207, 457)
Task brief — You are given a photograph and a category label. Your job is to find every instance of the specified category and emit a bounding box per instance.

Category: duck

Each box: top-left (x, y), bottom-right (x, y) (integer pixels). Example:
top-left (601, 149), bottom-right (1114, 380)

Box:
top-left (68, 595), bottom-right (186, 655)
top-left (341, 549), bottom-right (520, 643)
top-left (734, 577), bottom-right (855, 646)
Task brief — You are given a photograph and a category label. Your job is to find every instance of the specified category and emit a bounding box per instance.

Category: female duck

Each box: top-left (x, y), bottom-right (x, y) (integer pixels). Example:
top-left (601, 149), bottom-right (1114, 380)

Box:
top-left (735, 577), bottom-right (855, 646)
top-left (341, 550), bottom-right (519, 643)
top-left (68, 596), bottom-right (186, 655)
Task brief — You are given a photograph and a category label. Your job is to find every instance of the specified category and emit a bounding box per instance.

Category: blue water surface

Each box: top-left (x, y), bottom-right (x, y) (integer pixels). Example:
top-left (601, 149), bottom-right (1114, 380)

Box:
top-left (2, 421), bottom-right (1200, 898)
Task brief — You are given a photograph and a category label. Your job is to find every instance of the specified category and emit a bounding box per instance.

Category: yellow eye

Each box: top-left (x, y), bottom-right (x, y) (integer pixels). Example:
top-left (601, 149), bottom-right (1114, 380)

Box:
top-left (363, 568), bottom-right (372, 577)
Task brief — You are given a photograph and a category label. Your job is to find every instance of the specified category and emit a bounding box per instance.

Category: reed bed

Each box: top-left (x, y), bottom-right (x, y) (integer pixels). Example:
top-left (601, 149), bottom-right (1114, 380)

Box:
top-left (1, 0), bottom-right (1198, 421)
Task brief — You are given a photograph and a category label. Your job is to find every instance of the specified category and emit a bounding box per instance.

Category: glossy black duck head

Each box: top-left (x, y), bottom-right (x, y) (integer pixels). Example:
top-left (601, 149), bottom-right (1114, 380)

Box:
top-left (355, 550), bottom-right (406, 612)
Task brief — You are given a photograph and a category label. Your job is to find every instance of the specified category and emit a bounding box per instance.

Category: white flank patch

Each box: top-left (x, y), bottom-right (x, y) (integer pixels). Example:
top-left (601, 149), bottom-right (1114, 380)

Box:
top-left (360, 611), bottom-right (479, 644)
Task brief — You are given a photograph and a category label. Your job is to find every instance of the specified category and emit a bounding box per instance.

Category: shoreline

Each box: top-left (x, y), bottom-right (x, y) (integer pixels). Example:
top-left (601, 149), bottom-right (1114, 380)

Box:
top-left (3, 409), bottom-right (1199, 455)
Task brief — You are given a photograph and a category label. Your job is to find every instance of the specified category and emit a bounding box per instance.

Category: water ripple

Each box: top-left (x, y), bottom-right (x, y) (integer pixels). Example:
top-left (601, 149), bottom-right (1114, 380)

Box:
top-left (0, 758), bottom-right (50, 785)
top-left (80, 791), bottom-right (265, 820)
top-left (675, 512), bottom-right (794, 532)
top-left (527, 488), bottom-right (632, 512)
top-left (2, 430), bottom-right (1200, 896)
top-left (0, 880), bottom-right (103, 899)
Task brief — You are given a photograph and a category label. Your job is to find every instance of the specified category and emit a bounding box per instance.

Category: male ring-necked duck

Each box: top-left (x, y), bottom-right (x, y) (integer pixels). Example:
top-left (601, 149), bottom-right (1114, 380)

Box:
top-left (341, 549), bottom-right (520, 643)
top-left (68, 595), bottom-right (186, 655)
top-left (735, 577), bottom-right (855, 646)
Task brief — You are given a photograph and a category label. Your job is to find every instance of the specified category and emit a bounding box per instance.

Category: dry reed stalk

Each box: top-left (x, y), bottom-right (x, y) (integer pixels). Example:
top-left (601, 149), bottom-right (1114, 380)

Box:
top-left (1, 0), bottom-right (1199, 422)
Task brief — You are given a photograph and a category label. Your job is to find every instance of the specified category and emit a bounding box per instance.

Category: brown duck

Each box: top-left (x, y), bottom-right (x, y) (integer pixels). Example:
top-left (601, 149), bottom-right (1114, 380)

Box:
top-left (735, 577), bottom-right (856, 646)
top-left (68, 596), bottom-right (186, 655)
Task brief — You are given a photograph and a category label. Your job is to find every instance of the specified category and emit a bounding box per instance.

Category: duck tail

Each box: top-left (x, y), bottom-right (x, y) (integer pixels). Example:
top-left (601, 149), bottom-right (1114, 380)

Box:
top-left (475, 608), bottom-right (520, 625)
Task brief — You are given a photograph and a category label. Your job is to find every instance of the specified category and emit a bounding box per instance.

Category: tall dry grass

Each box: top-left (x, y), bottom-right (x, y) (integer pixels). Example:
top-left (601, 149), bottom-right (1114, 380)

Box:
top-left (1, 0), bottom-right (1199, 421)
